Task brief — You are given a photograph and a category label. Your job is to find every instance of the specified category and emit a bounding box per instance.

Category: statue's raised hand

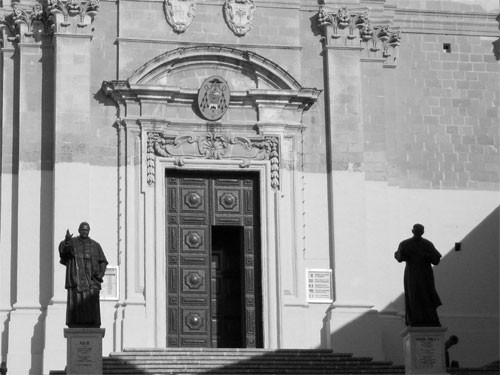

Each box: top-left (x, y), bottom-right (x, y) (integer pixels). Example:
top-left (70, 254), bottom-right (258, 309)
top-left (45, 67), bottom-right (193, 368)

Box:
top-left (65, 229), bottom-right (73, 242)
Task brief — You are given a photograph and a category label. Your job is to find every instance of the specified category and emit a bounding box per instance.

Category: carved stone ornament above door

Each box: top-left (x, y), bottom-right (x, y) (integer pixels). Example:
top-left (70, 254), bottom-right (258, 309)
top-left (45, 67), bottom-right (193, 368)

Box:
top-left (163, 0), bottom-right (195, 33)
top-left (223, 0), bottom-right (256, 37)
top-left (146, 133), bottom-right (280, 189)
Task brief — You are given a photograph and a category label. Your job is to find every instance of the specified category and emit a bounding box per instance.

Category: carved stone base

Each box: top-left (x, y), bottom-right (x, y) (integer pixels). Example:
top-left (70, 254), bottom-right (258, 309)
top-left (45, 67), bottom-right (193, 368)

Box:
top-left (401, 326), bottom-right (448, 375)
top-left (64, 328), bottom-right (105, 375)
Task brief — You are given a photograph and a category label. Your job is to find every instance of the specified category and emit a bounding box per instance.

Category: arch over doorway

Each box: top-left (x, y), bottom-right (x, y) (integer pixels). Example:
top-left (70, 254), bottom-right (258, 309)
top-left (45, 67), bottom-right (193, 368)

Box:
top-left (127, 45), bottom-right (304, 90)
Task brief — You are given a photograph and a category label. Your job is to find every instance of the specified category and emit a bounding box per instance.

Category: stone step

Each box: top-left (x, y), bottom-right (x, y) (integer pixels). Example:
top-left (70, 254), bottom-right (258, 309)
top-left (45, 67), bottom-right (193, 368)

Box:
top-left (50, 349), bottom-right (499, 375)
top-left (103, 369), bottom-right (404, 375)
top-left (103, 364), bottom-right (400, 371)
top-left (102, 349), bottom-right (404, 375)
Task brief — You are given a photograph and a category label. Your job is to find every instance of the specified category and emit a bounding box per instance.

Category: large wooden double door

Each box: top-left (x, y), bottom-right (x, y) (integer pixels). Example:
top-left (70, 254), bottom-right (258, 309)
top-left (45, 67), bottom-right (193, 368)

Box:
top-left (166, 170), bottom-right (262, 348)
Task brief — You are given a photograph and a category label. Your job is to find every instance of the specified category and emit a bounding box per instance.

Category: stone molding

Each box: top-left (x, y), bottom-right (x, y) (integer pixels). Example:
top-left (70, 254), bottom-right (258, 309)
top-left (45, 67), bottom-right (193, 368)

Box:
top-left (318, 6), bottom-right (401, 66)
top-left (127, 45), bottom-right (304, 89)
top-left (146, 132), bottom-right (280, 189)
top-left (163, 0), bottom-right (195, 33)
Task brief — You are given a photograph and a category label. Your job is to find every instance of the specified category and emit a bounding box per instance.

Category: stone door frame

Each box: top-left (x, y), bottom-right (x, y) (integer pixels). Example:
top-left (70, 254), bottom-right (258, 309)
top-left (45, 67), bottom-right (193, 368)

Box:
top-left (152, 157), bottom-right (279, 348)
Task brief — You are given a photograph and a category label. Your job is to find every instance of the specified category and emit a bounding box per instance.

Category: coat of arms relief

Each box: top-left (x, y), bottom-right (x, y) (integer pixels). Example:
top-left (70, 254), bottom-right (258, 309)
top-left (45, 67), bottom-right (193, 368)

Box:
top-left (223, 0), bottom-right (256, 37)
top-left (163, 0), bottom-right (195, 33)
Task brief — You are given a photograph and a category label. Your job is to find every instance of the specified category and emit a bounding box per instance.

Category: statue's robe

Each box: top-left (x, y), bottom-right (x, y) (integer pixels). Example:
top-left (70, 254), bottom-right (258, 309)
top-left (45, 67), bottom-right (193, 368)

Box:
top-left (395, 237), bottom-right (442, 327)
top-left (59, 237), bottom-right (108, 328)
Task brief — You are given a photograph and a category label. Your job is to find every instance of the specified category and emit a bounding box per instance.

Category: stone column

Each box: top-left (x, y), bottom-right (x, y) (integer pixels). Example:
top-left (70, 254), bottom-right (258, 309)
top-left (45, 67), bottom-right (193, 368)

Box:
top-left (43, 1), bottom-right (100, 372)
top-left (2, 3), bottom-right (51, 374)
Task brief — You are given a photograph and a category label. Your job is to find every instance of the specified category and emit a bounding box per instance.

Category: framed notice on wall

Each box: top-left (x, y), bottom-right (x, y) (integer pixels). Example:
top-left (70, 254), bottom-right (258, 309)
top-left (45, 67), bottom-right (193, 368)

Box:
top-left (100, 266), bottom-right (119, 300)
top-left (307, 269), bottom-right (333, 303)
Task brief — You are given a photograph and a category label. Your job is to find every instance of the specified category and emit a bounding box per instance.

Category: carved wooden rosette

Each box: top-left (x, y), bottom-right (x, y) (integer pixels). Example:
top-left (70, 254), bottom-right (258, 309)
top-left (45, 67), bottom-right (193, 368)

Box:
top-left (163, 0), bottom-right (195, 33)
top-left (147, 133), bottom-right (280, 189)
top-left (223, 0), bottom-right (256, 37)
top-left (318, 6), bottom-right (401, 65)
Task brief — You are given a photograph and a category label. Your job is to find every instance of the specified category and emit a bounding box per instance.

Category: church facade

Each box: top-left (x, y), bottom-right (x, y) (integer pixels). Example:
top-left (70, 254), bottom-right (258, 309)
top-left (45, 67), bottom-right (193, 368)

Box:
top-left (0, 0), bottom-right (499, 373)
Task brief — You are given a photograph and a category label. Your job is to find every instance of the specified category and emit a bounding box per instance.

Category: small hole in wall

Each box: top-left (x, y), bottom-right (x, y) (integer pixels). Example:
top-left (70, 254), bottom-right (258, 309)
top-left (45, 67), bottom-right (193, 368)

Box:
top-left (443, 43), bottom-right (452, 53)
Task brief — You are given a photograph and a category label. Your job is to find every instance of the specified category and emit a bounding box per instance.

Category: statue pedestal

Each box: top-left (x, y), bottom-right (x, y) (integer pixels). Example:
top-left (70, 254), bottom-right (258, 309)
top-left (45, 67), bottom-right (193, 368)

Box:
top-left (401, 326), bottom-right (448, 375)
top-left (64, 328), bottom-right (105, 375)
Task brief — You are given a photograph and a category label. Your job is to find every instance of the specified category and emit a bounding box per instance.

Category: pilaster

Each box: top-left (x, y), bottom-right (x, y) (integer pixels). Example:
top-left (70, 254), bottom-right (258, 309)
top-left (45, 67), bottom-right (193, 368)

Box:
top-left (44, 0), bottom-right (100, 372)
top-left (121, 119), bottom-right (148, 349)
top-left (317, 6), bottom-right (401, 358)
top-left (319, 5), bottom-right (366, 306)
top-left (0, 25), bottom-right (15, 371)
top-left (0, 3), bottom-right (51, 374)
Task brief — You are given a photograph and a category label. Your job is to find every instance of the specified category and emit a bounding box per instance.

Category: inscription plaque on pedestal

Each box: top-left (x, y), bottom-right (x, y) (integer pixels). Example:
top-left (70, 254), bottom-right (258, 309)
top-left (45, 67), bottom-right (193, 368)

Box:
top-left (64, 328), bottom-right (105, 375)
top-left (401, 326), bottom-right (447, 375)
top-left (414, 336), bottom-right (441, 370)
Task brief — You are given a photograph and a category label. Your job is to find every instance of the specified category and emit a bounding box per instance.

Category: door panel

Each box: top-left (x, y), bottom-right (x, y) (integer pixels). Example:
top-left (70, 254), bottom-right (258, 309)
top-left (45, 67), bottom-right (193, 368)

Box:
top-left (166, 170), bottom-right (261, 348)
top-left (167, 175), bottom-right (211, 347)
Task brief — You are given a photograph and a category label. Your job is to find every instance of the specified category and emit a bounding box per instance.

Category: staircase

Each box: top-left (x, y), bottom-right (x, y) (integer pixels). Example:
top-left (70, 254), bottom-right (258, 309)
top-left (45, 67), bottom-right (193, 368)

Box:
top-left (103, 348), bottom-right (405, 375)
top-left (448, 361), bottom-right (500, 375)
top-left (48, 349), bottom-right (500, 375)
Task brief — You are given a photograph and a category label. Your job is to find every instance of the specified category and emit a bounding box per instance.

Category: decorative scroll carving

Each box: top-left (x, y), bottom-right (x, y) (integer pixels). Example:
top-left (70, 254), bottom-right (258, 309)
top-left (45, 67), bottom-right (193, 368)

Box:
top-left (223, 0), bottom-right (256, 37)
top-left (318, 6), bottom-right (401, 66)
top-left (163, 0), bottom-right (195, 33)
top-left (147, 132), bottom-right (280, 189)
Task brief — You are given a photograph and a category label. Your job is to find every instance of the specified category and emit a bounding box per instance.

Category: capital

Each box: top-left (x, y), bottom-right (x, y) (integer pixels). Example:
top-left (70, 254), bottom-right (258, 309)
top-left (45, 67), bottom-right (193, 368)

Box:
top-left (317, 6), bottom-right (401, 66)
top-left (0, 2), bottom-right (48, 45)
top-left (45, 0), bottom-right (100, 33)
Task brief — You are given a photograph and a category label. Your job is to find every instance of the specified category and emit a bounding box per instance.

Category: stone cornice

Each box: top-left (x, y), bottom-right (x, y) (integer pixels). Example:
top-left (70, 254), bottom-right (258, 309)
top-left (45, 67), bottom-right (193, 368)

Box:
top-left (102, 80), bottom-right (322, 117)
top-left (317, 6), bottom-right (401, 67)
top-left (393, 8), bottom-right (498, 37)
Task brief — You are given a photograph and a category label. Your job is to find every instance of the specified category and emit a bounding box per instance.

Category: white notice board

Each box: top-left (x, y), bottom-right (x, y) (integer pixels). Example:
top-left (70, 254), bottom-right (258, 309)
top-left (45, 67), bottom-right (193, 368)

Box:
top-left (307, 269), bottom-right (333, 303)
top-left (100, 266), bottom-right (119, 300)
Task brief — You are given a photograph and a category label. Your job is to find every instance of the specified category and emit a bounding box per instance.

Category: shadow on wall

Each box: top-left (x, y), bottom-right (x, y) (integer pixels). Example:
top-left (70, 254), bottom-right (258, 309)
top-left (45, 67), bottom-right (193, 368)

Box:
top-left (322, 206), bottom-right (499, 368)
top-left (494, 14), bottom-right (500, 61)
